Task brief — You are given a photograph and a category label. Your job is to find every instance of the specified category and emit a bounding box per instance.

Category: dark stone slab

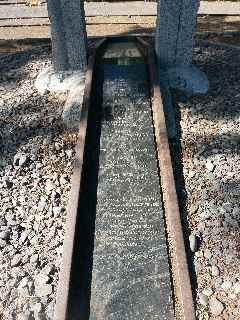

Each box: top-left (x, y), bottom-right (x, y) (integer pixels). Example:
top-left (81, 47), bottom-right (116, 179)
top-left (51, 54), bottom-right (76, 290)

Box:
top-left (89, 51), bottom-right (174, 320)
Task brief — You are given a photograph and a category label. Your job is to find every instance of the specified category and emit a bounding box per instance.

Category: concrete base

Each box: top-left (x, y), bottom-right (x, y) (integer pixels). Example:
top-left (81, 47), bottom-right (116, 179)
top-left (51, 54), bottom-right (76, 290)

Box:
top-left (35, 66), bottom-right (85, 94)
top-left (166, 64), bottom-right (209, 97)
top-left (35, 66), bottom-right (85, 128)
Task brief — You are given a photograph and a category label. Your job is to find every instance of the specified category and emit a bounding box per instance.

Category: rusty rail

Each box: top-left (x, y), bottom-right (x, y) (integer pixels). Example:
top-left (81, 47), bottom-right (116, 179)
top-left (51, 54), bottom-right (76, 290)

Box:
top-left (137, 37), bottom-right (195, 320)
top-left (54, 39), bottom-right (105, 320)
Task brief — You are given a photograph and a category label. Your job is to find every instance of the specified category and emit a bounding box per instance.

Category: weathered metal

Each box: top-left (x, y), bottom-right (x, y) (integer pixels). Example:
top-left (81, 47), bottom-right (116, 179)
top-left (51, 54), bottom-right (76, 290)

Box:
top-left (54, 39), bottom-right (105, 320)
top-left (140, 38), bottom-right (196, 320)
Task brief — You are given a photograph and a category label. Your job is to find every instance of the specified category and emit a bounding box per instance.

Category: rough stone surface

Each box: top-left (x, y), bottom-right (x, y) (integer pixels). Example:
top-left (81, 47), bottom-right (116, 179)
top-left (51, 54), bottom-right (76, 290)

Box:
top-left (90, 44), bottom-right (174, 319)
top-left (156, 0), bottom-right (200, 67)
top-left (46, 0), bottom-right (87, 72)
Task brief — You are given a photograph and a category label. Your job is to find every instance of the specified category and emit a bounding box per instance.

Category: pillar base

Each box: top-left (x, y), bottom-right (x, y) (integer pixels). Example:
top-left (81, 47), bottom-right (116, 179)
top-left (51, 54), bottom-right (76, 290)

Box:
top-left (35, 66), bottom-right (86, 129)
top-left (166, 64), bottom-right (209, 97)
top-left (35, 66), bottom-right (85, 94)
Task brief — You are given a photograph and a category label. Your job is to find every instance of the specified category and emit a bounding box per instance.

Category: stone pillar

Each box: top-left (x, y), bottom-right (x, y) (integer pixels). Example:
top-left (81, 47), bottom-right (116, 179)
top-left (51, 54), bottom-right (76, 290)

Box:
top-left (155, 0), bottom-right (209, 96)
top-left (60, 0), bottom-right (87, 71)
top-left (35, 0), bottom-right (87, 93)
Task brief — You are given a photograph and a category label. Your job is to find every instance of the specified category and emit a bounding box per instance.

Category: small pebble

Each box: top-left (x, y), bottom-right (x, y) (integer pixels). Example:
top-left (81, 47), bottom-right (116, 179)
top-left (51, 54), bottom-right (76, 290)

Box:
top-left (189, 233), bottom-right (198, 252)
top-left (221, 280), bottom-right (232, 291)
top-left (209, 297), bottom-right (224, 316)
top-left (206, 160), bottom-right (215, 172)
top-left (35, 284), bottom-right (52, 297)
top-left (202, 288), bottom-right (213, 297)
top-left (211, 265), bottom-right (220, 277)
top-left (199, 293), bottom-right (209, 306)
top-left (11, 254), bottom-right (22, 267)
top-left (232, 282), bottom-right (240, 294)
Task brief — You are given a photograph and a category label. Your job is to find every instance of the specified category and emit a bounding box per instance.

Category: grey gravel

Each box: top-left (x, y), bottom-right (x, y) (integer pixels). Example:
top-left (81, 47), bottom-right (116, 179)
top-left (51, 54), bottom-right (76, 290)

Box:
top-left (178, 43), bottom-right (240, 319)
top-left (0, 47), bottom-right (77, 319)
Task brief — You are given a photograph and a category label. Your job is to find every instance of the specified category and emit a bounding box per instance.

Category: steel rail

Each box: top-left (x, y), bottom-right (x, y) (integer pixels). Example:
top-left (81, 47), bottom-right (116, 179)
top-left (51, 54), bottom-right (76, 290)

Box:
top-left (137, 36), bottom-right (195, 320)
top-left (54, 38), bottom-right (106, 320)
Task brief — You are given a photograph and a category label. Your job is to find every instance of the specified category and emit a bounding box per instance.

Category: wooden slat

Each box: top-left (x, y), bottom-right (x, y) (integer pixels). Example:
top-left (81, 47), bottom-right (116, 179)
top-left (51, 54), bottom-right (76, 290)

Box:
top-left (200, 1), bottom-right (240, 15)
top-left (0, 16), bottom-right (158, 26)
top-left (0, 17), bottom-right (49, 25)
top-left (0, 0), bottom-right (25, 4)
top-left (0, 0), bottom-right (46, 4)
top-left (0, 2), bottom-right (240, 19)
top-left (0, 6), bottom-right (47, 18)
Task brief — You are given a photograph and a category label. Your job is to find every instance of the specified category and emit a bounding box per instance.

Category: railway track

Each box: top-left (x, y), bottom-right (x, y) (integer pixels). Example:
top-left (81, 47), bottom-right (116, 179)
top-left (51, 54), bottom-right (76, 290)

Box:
top-left (54, 37), bottom-right (195, 320)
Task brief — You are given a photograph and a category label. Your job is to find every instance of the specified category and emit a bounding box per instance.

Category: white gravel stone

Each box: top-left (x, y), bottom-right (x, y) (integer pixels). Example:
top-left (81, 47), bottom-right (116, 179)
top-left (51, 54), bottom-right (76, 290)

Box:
top-left (0, 231), bottom-right (9, 240)
top-left (37, 200), bottom-right (47, 212)
top-left (19, 231), bottom-right (28, 244)
top-left (202, 288), bottom-right (213, 297)
top-left (204, 249), bottom-right (212, 260)
top-left (209, 297), bottom-right (224, 316)
top-left (0, 98), bottom-right (4, 107)
top-left (32, 302), bottom-right (43, 314)
top-left (205, 160), bottom-right (215, 172)
top-left (189, 233), bottom-right (198, 252)
top-left (35, 273), bottom-right (49, 285)
top-left (45, 180), bottom-right (55, 193)
top-left (11, 254), bottom-right (22, 267)
top-left (13, 153), bottom-right (28, 167)
top-left (18, 277), bottom-right (29, 288)
top-left (221, 280), bottom-right (232, 291)
top-left (35, 283), bottom-right (52, 297)
top-left (30, 254), bottom-right (39, 264)
top-left (233, 282), bottom-right (240, 294)
top-left (211, 265), bottom-right (220, 277)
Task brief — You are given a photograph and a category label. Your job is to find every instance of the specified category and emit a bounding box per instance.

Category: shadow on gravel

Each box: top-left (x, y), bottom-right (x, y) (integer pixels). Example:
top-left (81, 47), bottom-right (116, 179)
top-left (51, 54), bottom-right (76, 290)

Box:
top-left (0, 45), bottom-right (52, 82)
top-left (179, 132), bottom-right (240, 157)
top-left (186, 44), bottom-right (240, 121)
top-left (0, 91), bottom-right (68, 174)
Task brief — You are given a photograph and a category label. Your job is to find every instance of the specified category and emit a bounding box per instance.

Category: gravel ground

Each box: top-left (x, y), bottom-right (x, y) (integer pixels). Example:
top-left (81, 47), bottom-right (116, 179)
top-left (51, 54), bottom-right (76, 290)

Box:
top-left (175, 44), bottom-right (240, 319)
top-left (0, 48), bottom-right (78, 319)
top-left (1, 41), bottom-right (240, 319)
